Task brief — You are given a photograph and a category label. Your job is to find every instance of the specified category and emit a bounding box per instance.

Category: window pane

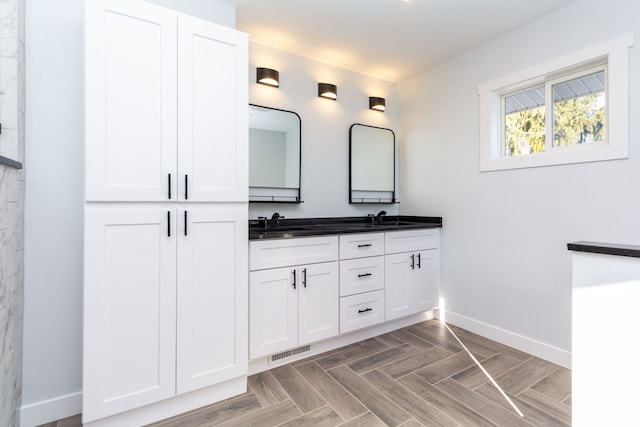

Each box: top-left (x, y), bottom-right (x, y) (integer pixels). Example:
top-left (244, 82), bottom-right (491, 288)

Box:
top-left (553, 71), bottom-right (605, 147)
top-left (504, 86), bottom-right (546, 157)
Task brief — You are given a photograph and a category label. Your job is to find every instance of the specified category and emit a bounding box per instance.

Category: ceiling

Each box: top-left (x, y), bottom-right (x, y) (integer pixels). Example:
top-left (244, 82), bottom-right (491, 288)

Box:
top-left (220, 0), bottom-right (580, 82)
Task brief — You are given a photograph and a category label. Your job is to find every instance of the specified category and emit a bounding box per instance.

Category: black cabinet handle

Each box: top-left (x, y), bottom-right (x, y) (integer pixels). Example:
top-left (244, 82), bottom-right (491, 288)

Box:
top-left (184, 210), bottom-right (188, 236)
top-left (358, 273), bottom-right (372, 278)
top-left (303, 268), bottom-right (307, 287)
top-left (292, 269), bottom-right (296, 290)
top-left (168, 173), bottom-right (172, 199)
top-left (358, 243), bottom-right (372, 248)
top-left (358, 308), bottom-right (373, 314)
top-left (417, 253), bottom-right (421, 268)
top-left (411, 254), bottom-right (415, 269)
top-left (184, 174), bottom-right (188, 200)
top-left (167, 211), bottom-right (171, 237)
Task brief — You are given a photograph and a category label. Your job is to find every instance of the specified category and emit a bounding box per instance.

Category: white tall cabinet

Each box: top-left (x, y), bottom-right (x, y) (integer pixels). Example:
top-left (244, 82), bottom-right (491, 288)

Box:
top-left (83, 0), bottom-right (248, 424)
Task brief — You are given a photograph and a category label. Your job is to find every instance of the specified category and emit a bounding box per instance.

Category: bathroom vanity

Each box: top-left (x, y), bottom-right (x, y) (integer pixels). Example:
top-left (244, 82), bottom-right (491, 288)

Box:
top-left (248, 215), bottom-right (442, 372)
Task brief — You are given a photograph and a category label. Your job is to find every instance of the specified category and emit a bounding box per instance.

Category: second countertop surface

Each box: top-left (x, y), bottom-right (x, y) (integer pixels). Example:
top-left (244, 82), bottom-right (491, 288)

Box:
top-left (249, 215), bottom-right (442, 240)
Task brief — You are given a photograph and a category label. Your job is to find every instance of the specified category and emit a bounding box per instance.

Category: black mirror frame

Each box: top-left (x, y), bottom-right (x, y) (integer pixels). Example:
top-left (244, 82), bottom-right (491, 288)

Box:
top-left (349, 123), bottom-right (396, 204)
top-left (249, 104), bottom-right (302, 203)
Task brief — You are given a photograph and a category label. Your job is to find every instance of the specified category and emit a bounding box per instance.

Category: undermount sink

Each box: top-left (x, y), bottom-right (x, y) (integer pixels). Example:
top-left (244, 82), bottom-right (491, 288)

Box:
top-left (261, 225), bottom-right (316, 232)
top-left (376, 221), bottom-right (418, 226)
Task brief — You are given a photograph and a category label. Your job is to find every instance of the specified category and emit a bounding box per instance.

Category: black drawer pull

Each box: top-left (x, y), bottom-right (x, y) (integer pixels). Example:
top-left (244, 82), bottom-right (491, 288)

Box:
top-left (358, 308), bottom-right (373, 314)
top-left (417, 253), bottom-right (421, 268)
top-left (358, 273), bottom-right (372, 278)
top-left (184, 174), bottom-right (189, 200)
top-left (411, 254), bottom-right (415, 269)
top-left (168, 173), bottom-right (172, 199)
top-left (358, 243), bottom-right (372, 248)
top-left (292, 269), bottom-right (296, 290)
top-left (167, 211), bottom-right (171, 237)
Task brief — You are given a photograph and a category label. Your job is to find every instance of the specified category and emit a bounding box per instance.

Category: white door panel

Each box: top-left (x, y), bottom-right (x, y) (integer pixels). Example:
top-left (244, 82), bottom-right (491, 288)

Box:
top-left (83, 208), bottom-right (176, 422)
top-left (177, 207), bottom-right (247, 394)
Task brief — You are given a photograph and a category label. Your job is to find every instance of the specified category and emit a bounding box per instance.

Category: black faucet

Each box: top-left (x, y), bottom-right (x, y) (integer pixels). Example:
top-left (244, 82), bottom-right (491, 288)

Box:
top-left (375, 210), bottom-right (387, 224)
top-left (270, 212), bottom-right (284, 229)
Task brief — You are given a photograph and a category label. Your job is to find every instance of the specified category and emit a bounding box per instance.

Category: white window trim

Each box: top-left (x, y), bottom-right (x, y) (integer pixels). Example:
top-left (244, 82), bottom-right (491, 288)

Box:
top-left (479, 33), bottom-right (633, 172)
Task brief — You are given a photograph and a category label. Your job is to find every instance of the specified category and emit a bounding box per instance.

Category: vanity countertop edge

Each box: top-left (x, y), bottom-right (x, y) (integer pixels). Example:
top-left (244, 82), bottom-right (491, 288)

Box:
top-left (567, 241), bottom-right (640, 258)
top-left (249, 215), bottom-right (443, 240)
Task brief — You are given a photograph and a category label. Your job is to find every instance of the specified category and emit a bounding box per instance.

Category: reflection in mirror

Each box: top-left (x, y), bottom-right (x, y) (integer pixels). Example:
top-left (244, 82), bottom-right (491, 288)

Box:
top-left (349, 123), bottom-right (396, 204)
top-left (249, 104), bottom-right (301, 203)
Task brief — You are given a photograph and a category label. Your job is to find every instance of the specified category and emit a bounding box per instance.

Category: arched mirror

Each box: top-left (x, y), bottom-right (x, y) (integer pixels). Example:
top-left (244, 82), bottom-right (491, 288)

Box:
top-left (249, 104), bottom-right (301, 203)
top-left (349, 123), bottom-right (396, 204)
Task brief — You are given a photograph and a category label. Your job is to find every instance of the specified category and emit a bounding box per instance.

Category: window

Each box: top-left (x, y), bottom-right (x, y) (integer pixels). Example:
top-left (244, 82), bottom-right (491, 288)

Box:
top-left (479, 34), bottom-right (632, 172)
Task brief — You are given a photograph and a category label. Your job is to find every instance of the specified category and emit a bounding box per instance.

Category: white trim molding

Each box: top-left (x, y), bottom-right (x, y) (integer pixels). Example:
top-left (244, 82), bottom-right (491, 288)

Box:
top-left (20, 392), bottom-right (82, 427)
top-left (445, 311), bottom-right (571, 369)
top-left (479, 33), bottom-right (633, 172)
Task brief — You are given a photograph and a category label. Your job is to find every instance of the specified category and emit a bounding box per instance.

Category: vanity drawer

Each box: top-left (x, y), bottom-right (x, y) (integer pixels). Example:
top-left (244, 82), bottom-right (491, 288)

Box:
top-left (250, 236), bottom-right (339, 270)
top-left (340, 290), bottom-right (385, 333)
top-left (339, 232), bottom-right (385, 259)
top-left (385, 229), bottom-right (439, 254)
top-left (339, 256), bottom-right (384, 297)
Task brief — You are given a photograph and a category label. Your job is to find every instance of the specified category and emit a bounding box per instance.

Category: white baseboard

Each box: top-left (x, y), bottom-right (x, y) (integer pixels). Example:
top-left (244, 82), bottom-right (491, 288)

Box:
top-left (20, 391), bottom-right (82, 427)
top-left (445, 311), bottom-right (571, 369)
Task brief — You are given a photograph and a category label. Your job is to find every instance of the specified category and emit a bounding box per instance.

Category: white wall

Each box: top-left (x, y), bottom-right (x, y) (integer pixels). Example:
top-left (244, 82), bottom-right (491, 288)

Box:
top-left (248, 42), bottom-right (399, 220)
top-left (399, 0), bottom-right (639, 362)
top-left (23, 0), bottom-right (84, 419)
top-left (22, 1), bottom-right (235, 425)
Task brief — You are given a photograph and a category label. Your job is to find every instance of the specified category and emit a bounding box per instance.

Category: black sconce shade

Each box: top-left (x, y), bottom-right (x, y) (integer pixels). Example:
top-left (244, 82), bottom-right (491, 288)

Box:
top-left (318, 83), bottom-right (338, 100)
top-left (369, 97), bottom-right (386, 112)
top-left (257, 67), bottom-right (279, 87)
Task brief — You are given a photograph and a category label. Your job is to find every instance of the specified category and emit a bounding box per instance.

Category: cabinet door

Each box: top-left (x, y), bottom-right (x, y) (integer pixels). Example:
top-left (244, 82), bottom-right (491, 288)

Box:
top-left (385, 252), bottom-right (414, 321)
top-left (413, 249), bottom-right (440, 313)
top-left (298, 262), bottom-right (339, 345)
top-left (249, 267), bottom-right (298, 359)
top-left (176, 207), bottom-right (247, 394)
top-left (177, 15), bottom-right (248, 202)
top-left (83, 208), bottom-right (177, 422)
top-left (85, 0), bottom-right (177, 201)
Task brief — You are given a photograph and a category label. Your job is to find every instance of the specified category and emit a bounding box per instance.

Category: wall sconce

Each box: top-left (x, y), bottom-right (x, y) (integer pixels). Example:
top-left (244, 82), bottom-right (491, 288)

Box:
top-left (318, 83), bottom-right (337, 100)
top-left (369, 97), bottom-right (386, 112)
top-left (256, 67), bottom-right (279, 87)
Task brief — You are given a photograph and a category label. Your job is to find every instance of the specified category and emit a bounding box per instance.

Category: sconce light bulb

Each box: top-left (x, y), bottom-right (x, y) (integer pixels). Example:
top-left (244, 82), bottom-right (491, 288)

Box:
top-left (258, 77), bottom-right (279, 87)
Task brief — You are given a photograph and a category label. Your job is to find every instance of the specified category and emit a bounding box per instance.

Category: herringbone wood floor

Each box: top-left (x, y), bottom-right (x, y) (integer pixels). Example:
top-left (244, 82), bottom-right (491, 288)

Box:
top-left (46, 320), bottom-right (571, 426)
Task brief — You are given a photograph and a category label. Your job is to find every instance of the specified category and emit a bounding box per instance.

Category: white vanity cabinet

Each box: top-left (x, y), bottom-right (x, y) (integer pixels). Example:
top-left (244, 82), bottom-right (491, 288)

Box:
top-left (83, 0), bottom-right (248, 424)
top-left (248, 227), bottom-right (441, 372)
top-left (385, 229), bottom-right (440, 321)
top-left (249, 237), bottom-right (339, 359)
top-left (339, 233), bottom-right (386, 333)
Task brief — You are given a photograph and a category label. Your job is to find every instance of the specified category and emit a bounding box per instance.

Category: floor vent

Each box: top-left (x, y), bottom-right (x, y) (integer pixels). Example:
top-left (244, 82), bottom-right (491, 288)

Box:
top-left (269, 345), bottom-right (311, 364)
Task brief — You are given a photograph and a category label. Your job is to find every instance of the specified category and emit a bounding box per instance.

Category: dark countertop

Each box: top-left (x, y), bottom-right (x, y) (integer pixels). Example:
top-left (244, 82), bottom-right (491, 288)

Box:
top-left (249, 215), bottom-right (443, 240)
top-left (567, 241), bottom-right (640, 259)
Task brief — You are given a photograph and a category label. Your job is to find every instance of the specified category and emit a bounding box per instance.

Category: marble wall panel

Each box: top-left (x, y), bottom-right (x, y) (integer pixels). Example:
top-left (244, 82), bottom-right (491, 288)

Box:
top-left (0, 0), bottom-right (24, 425)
